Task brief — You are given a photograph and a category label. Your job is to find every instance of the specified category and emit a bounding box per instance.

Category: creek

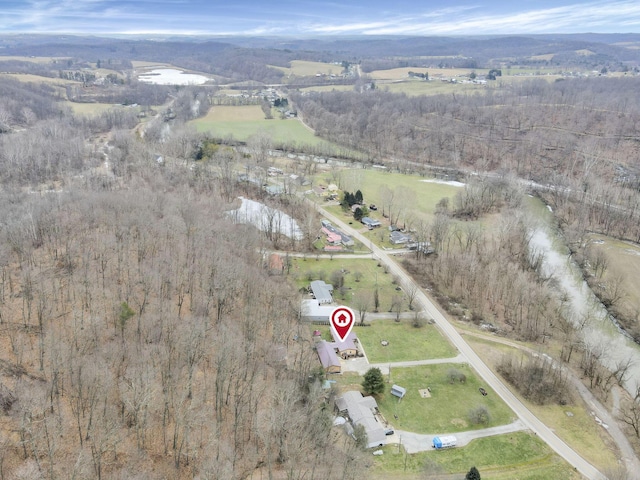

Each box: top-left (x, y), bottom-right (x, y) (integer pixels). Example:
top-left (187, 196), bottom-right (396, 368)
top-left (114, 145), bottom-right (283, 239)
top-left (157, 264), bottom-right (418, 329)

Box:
top-left (527, 199), bottom-right (640, 396)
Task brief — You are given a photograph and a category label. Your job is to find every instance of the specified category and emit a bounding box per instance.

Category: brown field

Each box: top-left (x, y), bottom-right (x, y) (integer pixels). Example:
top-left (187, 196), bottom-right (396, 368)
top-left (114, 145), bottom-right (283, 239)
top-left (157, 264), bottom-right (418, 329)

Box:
top-left (270, 60), bottom-right (341, 77)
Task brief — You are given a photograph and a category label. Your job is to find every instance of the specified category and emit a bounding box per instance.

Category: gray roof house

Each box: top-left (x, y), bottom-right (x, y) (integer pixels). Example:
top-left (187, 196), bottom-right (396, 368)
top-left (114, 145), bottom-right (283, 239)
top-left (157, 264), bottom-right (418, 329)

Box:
top-left (335, 390), bottom-right (387, 448)
top-left (310, 280), bottom-right (334, 304)
top-left (389, 230), bottom-right (411, 245)
top-left (301, 299), bottom-right (334, 322)
top-left (361, 217), bottom-right (381, 228)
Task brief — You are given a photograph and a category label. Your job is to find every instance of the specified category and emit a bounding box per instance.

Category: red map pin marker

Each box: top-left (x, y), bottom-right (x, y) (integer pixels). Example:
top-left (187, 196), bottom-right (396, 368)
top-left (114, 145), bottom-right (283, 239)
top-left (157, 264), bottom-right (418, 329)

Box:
top-left (330, 306), bottom-right (355, 342)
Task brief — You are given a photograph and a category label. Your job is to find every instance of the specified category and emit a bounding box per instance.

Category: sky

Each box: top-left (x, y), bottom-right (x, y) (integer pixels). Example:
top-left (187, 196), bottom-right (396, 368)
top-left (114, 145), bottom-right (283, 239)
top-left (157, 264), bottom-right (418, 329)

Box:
top-left (1, 0), bottom-right (639, 36)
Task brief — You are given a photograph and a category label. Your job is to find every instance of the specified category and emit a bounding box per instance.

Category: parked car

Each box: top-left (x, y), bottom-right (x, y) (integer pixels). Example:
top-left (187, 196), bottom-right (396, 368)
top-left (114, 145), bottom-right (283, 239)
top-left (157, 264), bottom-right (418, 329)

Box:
top-left (369, 204), bottom-right (378, 210)
top-left (384, 429), bottom-right (394, 436)
top-left (479, 387), bottom-right (488, 396)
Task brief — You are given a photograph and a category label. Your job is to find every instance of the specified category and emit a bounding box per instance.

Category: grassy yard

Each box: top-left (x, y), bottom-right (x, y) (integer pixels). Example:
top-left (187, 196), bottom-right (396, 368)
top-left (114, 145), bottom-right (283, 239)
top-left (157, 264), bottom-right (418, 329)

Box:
top-left (370, 432), bottom-right (578, 480)
top-left (356, 319), bottom-right (457, 363)
top-left (290, 257), bottom-right (404, 312)
top-left (376, 364), bottom-right (515, 434)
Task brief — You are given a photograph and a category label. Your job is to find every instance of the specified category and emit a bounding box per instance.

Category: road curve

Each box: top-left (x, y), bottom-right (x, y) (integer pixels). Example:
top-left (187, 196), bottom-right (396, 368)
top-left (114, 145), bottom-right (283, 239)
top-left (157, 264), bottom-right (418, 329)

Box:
top-left (315, 204), bottom-right (606, 480)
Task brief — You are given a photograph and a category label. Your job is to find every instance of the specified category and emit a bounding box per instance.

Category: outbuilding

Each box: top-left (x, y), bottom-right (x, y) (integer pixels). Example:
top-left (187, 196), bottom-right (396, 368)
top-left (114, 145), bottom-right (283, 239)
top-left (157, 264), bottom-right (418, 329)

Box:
top-left (390, 385), bottom-right (406, 399)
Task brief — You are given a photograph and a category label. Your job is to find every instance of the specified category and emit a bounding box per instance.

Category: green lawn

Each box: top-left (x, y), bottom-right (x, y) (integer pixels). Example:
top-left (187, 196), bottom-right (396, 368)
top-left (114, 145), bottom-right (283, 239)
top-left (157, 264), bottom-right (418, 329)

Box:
top-left (371, 432), bottom-right (578, 479)
top-left (357, 320), bottom-right (457, 363)
top-left (291, 257), bottom-right (404, 312)
top-left (376, 364), bottom-right (515, 434)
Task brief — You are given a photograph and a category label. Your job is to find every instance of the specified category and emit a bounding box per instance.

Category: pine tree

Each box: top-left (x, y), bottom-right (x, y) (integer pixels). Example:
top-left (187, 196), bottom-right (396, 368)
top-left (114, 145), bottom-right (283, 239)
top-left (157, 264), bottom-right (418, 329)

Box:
top-left (465, 466), bottom-right (481, 480)
top-left (362, 367), bottom-right (385, 396)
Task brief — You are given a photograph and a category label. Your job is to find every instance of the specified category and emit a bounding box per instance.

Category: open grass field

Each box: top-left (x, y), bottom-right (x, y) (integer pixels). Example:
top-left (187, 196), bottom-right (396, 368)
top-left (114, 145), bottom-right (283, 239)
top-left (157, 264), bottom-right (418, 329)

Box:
top-left (270, 60), bottom-right (341, 77)
top-left (376, 364), bottom-right (515, 434)
top-left (464, 335), bottom-right (620, 472)
top-left (192, 105), bottom-right (338, 148)
top-left (356, 319), bottom-right (457, 363)
top-left (370, 432), bottom-right (578, 480)
top-left (587, 233), bottom-right (640, 322)
top-left (290, 257), bottom-right (403, 312)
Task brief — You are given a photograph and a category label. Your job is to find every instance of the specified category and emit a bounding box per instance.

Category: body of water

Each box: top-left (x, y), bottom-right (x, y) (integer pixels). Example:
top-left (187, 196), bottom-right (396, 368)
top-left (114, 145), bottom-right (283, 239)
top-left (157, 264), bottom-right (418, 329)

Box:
top-left (138, 68), bottom-right (209, 85)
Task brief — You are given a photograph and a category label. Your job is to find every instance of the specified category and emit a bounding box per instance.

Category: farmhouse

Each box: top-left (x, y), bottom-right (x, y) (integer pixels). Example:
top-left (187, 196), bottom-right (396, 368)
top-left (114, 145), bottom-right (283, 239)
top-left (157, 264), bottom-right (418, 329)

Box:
top-left (390, 230), bottom-right (412, 245)
top-left (335, 391), bottom-right (387, 448)
top-left (316, 340), bottom-right (341, 374)
top-left (330, 330), bottom-right (359, 358)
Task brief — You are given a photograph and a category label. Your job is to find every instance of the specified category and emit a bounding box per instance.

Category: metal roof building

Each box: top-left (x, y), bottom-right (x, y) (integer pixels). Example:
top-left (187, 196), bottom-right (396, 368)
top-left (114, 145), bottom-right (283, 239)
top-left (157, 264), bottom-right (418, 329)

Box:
top-left (310, 280), bottom-right (334, 304)
top-left (335, 391), bottom-right (387, 449)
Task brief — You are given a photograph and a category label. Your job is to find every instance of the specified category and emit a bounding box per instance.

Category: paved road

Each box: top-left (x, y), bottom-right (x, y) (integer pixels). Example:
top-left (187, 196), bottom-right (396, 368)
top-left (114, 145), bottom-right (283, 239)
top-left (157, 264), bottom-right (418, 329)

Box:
top-left (315, 204), bottom-right (607, 480)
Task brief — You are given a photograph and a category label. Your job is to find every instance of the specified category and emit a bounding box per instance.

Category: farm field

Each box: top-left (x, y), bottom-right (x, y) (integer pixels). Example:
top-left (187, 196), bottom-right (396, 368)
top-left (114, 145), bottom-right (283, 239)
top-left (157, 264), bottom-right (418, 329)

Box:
top-left (376, 364), bottom-right (514, 434)
top-left (0, 55), bottom-right (69, 64)
top-left (375, 79), bottom-right (488, 96)
top-left (356, 319), bottom-right (457, 363)
top-left (192, 104), bottom-right (339, 148)
top-left (370, 432), bottom-right (578, 480)
top-left (270, 60), bottom-right (342, 77)
top-left (368, 67), bottom-right (485, 80)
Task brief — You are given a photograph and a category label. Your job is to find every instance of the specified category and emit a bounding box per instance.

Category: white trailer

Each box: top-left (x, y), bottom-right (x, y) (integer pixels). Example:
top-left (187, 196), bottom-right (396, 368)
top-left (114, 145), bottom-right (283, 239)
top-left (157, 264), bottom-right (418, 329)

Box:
top-left (432, 435), bottom-right (457, 449)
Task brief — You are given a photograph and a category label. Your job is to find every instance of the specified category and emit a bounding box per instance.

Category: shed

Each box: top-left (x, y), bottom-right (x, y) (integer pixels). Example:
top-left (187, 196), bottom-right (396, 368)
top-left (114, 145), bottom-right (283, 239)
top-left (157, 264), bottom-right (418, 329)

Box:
top-left (390, 385), bottom-right (406, 399)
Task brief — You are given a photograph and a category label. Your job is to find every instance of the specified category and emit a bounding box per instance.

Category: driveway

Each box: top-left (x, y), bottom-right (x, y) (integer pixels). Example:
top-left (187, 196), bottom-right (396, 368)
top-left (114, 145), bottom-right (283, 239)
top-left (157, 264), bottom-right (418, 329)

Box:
top-left (396, 419), bottom-right (528, 454)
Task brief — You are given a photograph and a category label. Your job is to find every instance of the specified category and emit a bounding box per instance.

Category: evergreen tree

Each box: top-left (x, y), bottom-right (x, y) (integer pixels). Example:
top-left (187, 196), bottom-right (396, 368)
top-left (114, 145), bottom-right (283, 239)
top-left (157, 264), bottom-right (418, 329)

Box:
top-left (362, 367), bottom-right (385, 396)
top-left (465, 466), bottom-right (481, 480)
